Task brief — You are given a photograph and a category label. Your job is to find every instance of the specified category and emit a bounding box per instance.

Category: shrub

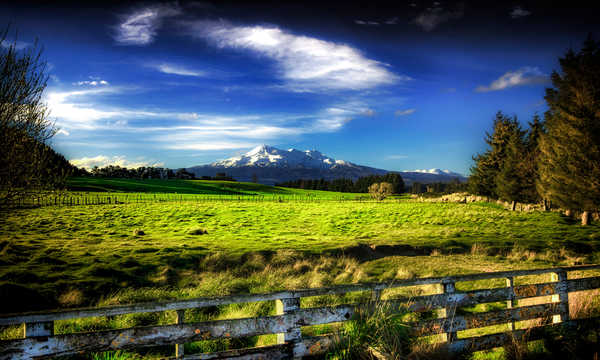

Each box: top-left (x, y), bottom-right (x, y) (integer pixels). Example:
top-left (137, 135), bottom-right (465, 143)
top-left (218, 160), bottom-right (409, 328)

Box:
top-left (188, 228), bottom-right (208, 235)
top-left (368, 182), bottom-right (394, 201)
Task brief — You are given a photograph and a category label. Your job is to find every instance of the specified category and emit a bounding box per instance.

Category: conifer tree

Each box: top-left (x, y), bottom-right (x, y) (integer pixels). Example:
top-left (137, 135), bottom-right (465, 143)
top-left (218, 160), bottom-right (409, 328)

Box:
top-left (496, 130), bottom-right (526, 210)
top-left (537, 36), bottom-right (600, 225)
top-left (521, 114), bottom-right (545, 204)
top-left (469, 111), bottom-right (521, 198)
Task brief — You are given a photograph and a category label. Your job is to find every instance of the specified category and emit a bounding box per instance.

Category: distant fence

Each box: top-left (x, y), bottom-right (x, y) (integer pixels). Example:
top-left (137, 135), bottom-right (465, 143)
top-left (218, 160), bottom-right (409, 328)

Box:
top-left (1, 265), bottom-right (599, 359)
top-left (8, 192), bottom-right (378, 208)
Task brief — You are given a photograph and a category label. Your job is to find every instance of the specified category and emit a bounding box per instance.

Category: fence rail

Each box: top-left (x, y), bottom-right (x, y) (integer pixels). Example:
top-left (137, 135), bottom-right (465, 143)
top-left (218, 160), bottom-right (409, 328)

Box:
top-left (1, 265), bottom-right (599, 359)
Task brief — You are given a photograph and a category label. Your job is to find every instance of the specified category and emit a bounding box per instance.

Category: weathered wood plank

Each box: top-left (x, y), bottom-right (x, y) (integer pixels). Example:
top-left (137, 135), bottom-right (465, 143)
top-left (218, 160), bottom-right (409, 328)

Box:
top-left (0, 306), bottom-right (354, 359)
top-left (24, 321), bottom-right (53, 338)
top-left (399, 282), bottom-right (558, 313)
top-left (2, 265), bottom-right (598, 326)
top-left (414, 303), bottom-right (559, 335)
top-left (447, 319), bottom-right (600, 353)
top-left (442, 280), bottom-right (457, 343)
top-left (179, 344), bottom-right (290, 360)
top-left (169, 335), bottom-right (336, 359)
top-left (567, 276), bottom-right (600, 292)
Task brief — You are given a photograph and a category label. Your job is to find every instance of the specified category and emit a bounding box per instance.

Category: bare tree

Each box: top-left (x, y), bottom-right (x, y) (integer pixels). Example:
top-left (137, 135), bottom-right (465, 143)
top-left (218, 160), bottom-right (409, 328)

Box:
top-left (0, 27), bottom-right (62, 207)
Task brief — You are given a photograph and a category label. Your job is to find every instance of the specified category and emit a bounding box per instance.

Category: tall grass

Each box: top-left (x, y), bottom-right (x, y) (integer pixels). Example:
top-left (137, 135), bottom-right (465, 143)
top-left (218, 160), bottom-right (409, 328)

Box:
top-left (327, 300), bottom-right (412, 359)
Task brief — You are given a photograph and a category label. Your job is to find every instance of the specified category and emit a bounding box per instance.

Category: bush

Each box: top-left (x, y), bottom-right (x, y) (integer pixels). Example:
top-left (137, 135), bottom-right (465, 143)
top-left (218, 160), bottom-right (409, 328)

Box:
top-left (368, 182), bottom-right (394, 201)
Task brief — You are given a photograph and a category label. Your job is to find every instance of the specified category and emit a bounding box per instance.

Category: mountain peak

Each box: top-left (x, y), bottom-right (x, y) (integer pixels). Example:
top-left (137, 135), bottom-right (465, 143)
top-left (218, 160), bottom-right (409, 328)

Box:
top-left (212, 145), bottom-right (352, 169)
top-left (190, 145), bottom-right (468, 185)
top-left (247, 144), bottom-right (275, 155)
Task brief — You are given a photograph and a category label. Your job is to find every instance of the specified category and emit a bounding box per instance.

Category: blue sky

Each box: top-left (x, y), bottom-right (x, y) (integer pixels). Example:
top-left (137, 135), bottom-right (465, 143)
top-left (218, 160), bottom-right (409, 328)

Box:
top-left (2, 1), bottom-right (598, 174)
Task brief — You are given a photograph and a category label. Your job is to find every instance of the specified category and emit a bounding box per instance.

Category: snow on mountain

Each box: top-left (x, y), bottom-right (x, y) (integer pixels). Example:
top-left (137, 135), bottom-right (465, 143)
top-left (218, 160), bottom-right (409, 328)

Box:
top-left (410, 168), bottom-right (465, 177)
top-left (212, 145), bottom-right (357, 170)
top-left (188, 145), bottom-right (467, 185)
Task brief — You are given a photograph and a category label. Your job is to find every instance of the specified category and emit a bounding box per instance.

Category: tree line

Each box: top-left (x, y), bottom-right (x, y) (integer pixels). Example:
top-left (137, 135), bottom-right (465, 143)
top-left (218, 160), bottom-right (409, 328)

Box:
top-left (469, 36), bottom-right (600, 225)
top-left (409, 180), bottom-right (468, 194)
top-left (80, 165), bottom-right (196, 180)
top-left (276, 173), bottom-right (405, 194)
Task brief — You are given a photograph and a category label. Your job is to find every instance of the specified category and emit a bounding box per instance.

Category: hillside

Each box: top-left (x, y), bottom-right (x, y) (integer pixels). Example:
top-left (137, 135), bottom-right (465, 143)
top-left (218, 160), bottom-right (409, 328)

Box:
top-left (65, 177), bottom-right (362, 198)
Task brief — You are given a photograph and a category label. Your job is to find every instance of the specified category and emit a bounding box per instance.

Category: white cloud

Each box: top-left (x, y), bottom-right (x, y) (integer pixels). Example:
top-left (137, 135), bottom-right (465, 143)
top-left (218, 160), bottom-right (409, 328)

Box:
top-left (395, 108), bottom-right (416, 116)
top-left (45, 88), bottom-right (122, 129)
top-left (510, 6), bottom-right (531, 18)
top-left (0, 39), bottom-right (30, 50)
top-left (144, 103), bottom-right (366, 150)
top-left (355, 20), bottom-right (380, 26)
top-left (187, 21), bottom-right (406, 91)
top-left (386, 154), bottom-right (409, 160)
top-left (476, 67), bottom-right (547, 92)
top-left (361, 108), bottom-right (376, 117)
top-left (413, 4), bottom-right (464, 31)
top-left (73, 80), bottom-right (109, 86)
top-left (151, 63), bottom-right (205, 77)
top-left (56, 129), bottom-right (70, 136)
top-left (114, 4), bottom-right (181, 45)
top-left (70, 155), bottom-right (164, 169)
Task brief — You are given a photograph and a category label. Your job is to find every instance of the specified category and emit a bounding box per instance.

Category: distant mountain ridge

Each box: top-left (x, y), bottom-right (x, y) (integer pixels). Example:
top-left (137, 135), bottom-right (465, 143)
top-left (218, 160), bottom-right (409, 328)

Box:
top-left (187, 145), bottom-right (467, 185)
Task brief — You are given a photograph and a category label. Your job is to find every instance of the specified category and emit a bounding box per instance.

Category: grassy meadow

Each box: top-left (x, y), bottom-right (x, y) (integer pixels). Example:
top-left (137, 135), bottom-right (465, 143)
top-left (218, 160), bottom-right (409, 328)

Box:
top-left (1, 177), bottom-right (600, 359)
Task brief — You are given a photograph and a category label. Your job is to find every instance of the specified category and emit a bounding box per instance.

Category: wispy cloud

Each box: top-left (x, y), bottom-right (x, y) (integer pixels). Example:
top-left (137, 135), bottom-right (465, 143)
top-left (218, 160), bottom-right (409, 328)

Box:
top-left (70, 155), bottom-right (164, 169)
top-left (45, 88), bottom-right (122, 129)
top-left (150, 63), bottom-right (205, 77)
top-left (510, 6), bottom-right (531, 19)
top-left (386, 154), bottom-right (409, 160)
top-left (153, 103), bottom-right (365, 150)
top-left (413, 3), bottom-right (464, 31)
top-left (476, 67), bottom-right (547, 92)
top-left (46, 85), bottom-right (360, 151)
top-left (114, 4), bottom-right (180, 45)
top-left (186, 20), bottom-right (407, 91)
top-left (395, 108), bottom-right (416, 116)
top-left (0, 39), bottom-right (30, 50)
top-left (354, 20), bottom-right (380, 26)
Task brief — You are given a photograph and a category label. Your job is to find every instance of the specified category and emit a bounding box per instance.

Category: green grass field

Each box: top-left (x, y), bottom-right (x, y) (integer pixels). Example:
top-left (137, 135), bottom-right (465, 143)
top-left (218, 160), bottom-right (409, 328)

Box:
top-left (1, 177), bottom-right (599, 359)
top-left (66, 177), bottom-right (364, 199)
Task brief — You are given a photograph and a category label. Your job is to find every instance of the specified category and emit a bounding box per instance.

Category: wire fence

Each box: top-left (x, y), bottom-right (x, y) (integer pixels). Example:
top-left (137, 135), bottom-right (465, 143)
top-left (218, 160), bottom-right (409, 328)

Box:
top-left (7, 192), bottom-right (384, 208)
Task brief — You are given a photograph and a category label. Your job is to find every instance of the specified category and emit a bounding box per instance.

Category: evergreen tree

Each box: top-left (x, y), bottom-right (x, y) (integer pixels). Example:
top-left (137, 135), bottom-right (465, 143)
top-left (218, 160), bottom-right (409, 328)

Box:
top-left (496, 130), bottom-right (526, 210)
top-left (469, 111), bottom-right (522, 198)
top-left (537, 36), bottom-right (600, 225)
top-left (521, 114), bottom-right (545, 204)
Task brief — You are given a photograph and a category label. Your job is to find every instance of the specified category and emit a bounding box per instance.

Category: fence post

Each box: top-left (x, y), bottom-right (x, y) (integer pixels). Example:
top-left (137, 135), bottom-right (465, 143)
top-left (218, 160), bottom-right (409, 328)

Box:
top-left (24, 321), bottom-right (53, 338)
top-left (276, 297), bottom-right (302, 359)
top-left (371, 286), bottom-right (382, 302)
top-left (551, 270), bottom-right (569, 324)
top-left (506, 277), bottom-right (516, 331)
top-left (442, 280), bottom-right (457, 343)
top-left (174, 309), bottom-right (185, 358)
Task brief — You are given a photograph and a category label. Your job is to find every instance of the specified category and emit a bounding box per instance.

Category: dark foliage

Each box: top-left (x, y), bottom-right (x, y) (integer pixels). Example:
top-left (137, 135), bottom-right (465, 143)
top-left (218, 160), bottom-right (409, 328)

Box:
top-left (538, 35), bottom-right (600, 222)
top-left (276, 173), bottom-right (405, 194)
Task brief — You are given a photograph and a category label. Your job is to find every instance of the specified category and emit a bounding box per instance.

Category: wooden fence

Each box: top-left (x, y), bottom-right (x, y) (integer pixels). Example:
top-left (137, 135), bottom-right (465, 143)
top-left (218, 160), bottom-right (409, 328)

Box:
top-left (1, 265), bottom-right (599, 359)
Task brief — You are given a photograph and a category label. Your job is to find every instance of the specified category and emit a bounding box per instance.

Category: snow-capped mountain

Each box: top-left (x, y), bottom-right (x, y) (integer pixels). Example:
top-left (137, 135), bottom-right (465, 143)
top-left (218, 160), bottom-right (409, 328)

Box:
top-left (212, 145), bottom-right (358, 170)
top-left (187, 145), bottom-right (467, 185)
top-left (410, 168), bottom-right (465, 178)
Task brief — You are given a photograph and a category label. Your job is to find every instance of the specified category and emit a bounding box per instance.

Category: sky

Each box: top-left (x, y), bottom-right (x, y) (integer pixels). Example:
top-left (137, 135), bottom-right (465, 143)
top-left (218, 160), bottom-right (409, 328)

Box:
top-left (2, 1), bottom-right (599, 175)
